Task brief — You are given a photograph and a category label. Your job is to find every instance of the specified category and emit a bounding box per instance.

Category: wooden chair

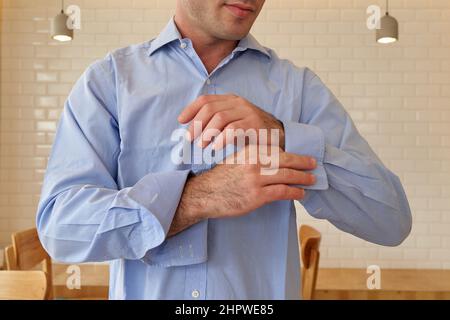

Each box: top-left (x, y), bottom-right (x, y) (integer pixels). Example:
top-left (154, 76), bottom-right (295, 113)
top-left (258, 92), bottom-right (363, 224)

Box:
top-left (4, 245), bottom-right (18, 270)
top-left (299, 225), bottom-right (322, 300)
top-left (0, 271), bottom-right (48, 300)
top-left (11, 228), bottom-right (53, 299)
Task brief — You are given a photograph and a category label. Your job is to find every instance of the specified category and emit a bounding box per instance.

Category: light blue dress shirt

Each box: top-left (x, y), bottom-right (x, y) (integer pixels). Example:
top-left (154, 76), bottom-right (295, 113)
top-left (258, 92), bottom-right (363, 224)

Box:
top-left (36, 18), bottom-right (412, 300)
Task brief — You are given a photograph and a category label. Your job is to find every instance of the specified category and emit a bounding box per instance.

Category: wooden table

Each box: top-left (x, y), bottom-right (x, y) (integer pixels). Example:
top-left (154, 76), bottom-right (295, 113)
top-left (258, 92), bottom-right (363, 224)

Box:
top-left (316, 268), bottom-right (450, 300)
top-left (51, 264), bottom-right (450, 300)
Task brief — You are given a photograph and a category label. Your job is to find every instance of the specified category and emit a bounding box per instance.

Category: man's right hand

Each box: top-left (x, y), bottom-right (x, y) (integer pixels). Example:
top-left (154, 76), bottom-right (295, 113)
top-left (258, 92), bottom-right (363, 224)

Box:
top-left (168, 145), bottom-right (317, 237)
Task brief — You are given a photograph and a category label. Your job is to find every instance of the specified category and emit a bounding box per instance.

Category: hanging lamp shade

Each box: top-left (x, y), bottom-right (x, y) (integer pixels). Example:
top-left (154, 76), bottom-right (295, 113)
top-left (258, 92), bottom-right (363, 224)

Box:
top-left (51, 10), bottom-right (73, 42)
top-left (376, 12), bottom-right (399, 44)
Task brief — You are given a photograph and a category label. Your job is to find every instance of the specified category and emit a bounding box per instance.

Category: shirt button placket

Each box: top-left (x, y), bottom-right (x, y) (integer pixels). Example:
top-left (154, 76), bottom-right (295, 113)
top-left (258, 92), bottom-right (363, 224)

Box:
top-left (206, 78), bottom-right (215, 95)
top-left (184, 263), bottom-right (207, 300)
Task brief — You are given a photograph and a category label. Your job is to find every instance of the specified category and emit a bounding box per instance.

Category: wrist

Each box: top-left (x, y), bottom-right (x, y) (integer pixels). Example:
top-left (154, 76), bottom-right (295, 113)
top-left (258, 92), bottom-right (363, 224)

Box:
top-left (179, 175), bottom-right (210, 222)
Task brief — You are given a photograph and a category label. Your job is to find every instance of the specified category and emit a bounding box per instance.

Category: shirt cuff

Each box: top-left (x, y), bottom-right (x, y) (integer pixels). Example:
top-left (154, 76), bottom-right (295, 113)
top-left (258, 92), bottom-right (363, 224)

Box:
top-left (282, 120), bottom-right (329, 191)
top-left (100, 169), bottom-right (199, 264)
top-left (140, 219), bottom-right (208, 267)
top-left (126, 170), bottom-right (191, 236)
top-left (127, 169), bottom-right (208, 267)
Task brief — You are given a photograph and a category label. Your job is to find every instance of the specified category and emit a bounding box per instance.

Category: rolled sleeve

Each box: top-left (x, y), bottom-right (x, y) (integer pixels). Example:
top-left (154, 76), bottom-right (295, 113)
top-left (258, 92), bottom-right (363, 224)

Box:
top-left (99, 170), bottom-right (192, 260)
top-left (129, 169), bottom-right (208, 267)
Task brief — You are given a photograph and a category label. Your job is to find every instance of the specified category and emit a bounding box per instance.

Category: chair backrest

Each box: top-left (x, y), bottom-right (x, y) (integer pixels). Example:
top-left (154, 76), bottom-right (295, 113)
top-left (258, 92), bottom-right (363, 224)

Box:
top-left (4, 245), bottom-right (18, 270)
top-left (0, 270), bottom-right (48, 300)
top-left (12, 228), bottom-right (53, 299)
top-left (299, 225), bottom-right (321, 300)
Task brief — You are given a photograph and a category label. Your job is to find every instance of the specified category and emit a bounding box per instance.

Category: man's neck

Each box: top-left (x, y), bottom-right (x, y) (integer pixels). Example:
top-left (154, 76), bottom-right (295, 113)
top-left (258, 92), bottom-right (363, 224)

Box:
top-left (173, 15), bottom-right (239, 74)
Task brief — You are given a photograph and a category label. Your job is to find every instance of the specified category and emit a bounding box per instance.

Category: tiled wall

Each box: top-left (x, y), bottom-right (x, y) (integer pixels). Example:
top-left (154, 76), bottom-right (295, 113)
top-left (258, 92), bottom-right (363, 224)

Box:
top-left (0, 0), bottom-right (449, 269)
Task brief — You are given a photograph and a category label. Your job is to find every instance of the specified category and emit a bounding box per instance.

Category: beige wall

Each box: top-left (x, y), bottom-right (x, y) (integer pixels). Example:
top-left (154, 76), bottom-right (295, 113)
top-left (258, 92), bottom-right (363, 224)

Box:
top-left (0, 0), bottom-right (449, 269)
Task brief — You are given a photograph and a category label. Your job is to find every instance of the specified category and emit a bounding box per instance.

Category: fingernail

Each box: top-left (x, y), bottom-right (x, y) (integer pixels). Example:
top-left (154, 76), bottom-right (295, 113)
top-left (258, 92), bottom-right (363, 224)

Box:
top-left (185, 131), bottom-right (192, 141)
top-left (310, 158), bottom-right (317, 167)
top-left (310, 174), bottom-right (316, 184)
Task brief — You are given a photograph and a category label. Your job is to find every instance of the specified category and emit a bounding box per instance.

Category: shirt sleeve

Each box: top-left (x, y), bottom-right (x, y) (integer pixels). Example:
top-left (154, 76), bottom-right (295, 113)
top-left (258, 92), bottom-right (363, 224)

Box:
top-left (36, 55), bottom-right (204, 266)
top-left (282, 68), bottom-right (412, 246)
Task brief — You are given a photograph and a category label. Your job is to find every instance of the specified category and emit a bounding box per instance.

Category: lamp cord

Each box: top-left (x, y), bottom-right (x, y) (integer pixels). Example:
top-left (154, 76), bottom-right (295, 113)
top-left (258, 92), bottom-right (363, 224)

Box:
top-left (386, 0), bottom-right (389, 14)
top-left (61, 0), bottom-right (64, 13)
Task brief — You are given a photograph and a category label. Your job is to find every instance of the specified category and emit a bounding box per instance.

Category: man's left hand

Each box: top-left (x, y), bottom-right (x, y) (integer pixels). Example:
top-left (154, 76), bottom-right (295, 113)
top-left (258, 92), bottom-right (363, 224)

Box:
top-left (178, 94), bottom-right (285, 150)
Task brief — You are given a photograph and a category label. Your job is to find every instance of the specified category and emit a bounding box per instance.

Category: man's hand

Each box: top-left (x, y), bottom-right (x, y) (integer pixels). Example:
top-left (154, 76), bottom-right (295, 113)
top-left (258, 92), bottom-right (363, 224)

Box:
top-left (168, 145), bottom-right (317, 237)
top-left (178, 94), bottom-right (286, 150)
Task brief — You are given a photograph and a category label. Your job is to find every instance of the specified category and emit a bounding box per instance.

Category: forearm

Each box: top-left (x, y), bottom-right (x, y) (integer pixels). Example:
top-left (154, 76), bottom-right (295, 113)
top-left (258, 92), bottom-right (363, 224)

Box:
top-left (168, 174), bottom-right (210, 238)
top-left (168, 142), bottom-right (314, 239)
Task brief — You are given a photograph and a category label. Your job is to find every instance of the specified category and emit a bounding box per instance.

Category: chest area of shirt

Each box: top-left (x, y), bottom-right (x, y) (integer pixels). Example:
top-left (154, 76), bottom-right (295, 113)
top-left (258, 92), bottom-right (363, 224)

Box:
top-left (116, 74), bottom-right (299, 151)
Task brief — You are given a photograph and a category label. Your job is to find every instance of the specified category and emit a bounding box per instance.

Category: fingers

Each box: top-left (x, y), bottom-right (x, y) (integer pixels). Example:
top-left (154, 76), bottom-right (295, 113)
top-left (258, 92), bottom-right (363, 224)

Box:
top-left (263, 185), bottom-right (305, 202)
top-left (178, 95), bottom-right (236, 124)
top-left (212, 119), bottom-right (250, 150)
top-left (279, 152), bottom-right (317, 171)
top-left (197, 109), bottom-right (244, 148)
top-left (261, 168), bottom-right (316, 186)
top-left (185, 100), bottom-right (235, 142)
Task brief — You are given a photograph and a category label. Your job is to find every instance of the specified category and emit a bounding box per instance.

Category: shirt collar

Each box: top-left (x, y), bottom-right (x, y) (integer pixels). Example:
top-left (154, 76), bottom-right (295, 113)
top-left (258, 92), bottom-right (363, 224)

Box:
top-left (147, 18), bottom-right (271, 59)
top-left (234, 33), bottom-right (271, 59)
top-left (147, 18), bottom-right (182, 56)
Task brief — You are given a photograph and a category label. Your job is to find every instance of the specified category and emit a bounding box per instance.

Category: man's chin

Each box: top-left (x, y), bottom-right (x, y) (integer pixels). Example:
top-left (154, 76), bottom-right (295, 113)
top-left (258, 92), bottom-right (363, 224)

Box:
top-left (220, 34), bottom-right (248, 41)
top-left (216, 28), bottom-right (251, 41)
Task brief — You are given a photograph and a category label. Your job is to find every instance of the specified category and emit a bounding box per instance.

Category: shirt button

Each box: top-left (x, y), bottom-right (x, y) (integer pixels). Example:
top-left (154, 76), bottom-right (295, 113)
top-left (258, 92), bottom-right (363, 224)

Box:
top-left (191, 290), bottom-right (200, 299)
top-left (206, 79), bottom-right (211, 85)
top-left (180, 42), bottom-right (187, 49)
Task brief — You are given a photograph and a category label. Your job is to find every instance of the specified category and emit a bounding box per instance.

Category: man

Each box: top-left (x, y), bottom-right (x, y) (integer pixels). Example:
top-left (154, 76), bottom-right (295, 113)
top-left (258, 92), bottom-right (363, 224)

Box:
top-left (36, 0), bottom-right (412, 299)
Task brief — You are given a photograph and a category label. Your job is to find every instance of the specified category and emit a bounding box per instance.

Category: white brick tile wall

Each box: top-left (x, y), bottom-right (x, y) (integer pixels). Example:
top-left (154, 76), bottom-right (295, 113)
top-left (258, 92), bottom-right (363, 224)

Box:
top-left (0, 0), bottom-right (449, 269)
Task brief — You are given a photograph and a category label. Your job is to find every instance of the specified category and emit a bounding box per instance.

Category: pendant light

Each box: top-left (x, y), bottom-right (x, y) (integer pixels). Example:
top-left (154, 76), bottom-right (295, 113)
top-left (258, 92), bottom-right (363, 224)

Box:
top-left (376, 0), bottom-right (399, 44)
top-left (51, 0), bottom-right (73, 42)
